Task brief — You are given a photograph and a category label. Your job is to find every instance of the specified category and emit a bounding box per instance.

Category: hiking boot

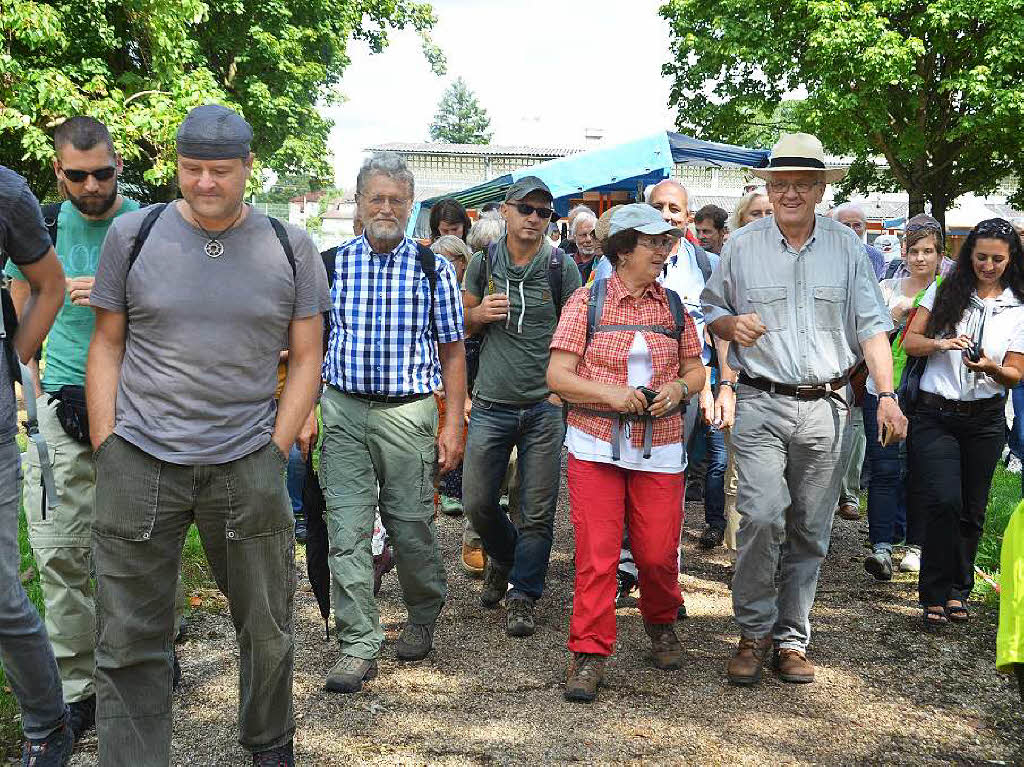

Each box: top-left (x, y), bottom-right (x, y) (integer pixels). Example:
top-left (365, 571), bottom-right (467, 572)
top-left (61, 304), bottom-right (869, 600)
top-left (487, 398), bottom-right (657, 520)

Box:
top-left (899, 546), bottom-right (921, 573)
top-left (439, 495), bottom-right (463, 517)
top-left (21, 715), bottom-right (73, 767)
top-left (505, 591), bottom-right (536, 637)
top-left (67, 695), bottom-right (95, 741)
top-left (864, 548), bottom-right (893, 581)
top-left (461, 543), bottom-right (486, 578)
top-left (480, 559), bottom-right (509, 608)
top-left (698, 525), bottom-right (725, 550)
top-left (774, 648), bottom-right (815, 683)
top-left (396, 621), bottom-right (435, 661)
top-left (614, 569), bottom-right (638, 608)
top-left (644, 622), bottom-right (684, 670)
top-left (373, 546), bottom-right (395, 597)
top-left (253, 740), bottom-right (294, 767)
top-left (836, 502), bottom-right (860, 520)
top-left (726, 637), bottom-right (772, 686)
top-left (172, 648), bottom-right (182, 691)
top-left (564, 653), bottom-right (606, 703)
top-left (324, 655), bottom-right (378, 694)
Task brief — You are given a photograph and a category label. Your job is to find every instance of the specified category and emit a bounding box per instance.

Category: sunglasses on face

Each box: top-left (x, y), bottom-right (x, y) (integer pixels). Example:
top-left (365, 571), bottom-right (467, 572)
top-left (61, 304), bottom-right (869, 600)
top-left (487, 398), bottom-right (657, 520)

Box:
top-left (60, 166), bottom-right (116, 183)
top-left (509, 202), bottom-right (554, 220)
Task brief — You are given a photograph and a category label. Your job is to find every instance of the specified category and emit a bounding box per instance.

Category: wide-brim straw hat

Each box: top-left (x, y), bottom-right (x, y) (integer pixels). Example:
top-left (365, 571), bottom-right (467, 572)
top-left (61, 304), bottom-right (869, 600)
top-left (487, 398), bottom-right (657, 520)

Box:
top-left (750, 132), bottom-right (848, 183)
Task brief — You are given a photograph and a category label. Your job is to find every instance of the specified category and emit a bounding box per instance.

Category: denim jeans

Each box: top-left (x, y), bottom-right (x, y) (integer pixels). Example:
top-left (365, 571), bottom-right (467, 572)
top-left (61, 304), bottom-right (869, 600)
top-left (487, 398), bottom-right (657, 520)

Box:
top-left (1010, 383), bottom-right (1024, 496)
top-left (462, 396), bottom-right (565, 600)
top-left (862, 394), bottom-right (917, 549)
top-left (0, 439), bottom-right (66, 740)
top-left (703, 424), bottom-right (727, 529)
top-left (286, 445), bottom-right (305, 517)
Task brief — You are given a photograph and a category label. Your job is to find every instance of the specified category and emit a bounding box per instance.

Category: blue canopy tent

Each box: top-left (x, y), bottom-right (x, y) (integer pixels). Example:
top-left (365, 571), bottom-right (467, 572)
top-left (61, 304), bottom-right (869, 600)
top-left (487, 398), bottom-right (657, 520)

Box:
top-left (408, 132), bottom-right (770, 236)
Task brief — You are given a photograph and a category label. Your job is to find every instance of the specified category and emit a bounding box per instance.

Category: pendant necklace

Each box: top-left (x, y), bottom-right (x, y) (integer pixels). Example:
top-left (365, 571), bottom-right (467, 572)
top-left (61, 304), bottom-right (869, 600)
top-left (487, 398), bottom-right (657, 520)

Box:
top-left (193, 208), bottom-right (244, 258)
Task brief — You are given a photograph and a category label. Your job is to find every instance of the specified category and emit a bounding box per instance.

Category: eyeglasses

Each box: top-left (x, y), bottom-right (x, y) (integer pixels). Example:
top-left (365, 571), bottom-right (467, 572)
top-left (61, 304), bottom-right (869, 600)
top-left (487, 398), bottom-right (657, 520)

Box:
top-left (362, 195), bottom-right (410, 210)
top-left (976, 219), bottom-right (1016, 237)
top-left (766, 180), bottom-right (822, 194)
top-left (636, 235), bottom-right (677, 251)
top-left (60, 166), bottom-right (116, 183)
top-left (508, 202), bottom-right (554, 220)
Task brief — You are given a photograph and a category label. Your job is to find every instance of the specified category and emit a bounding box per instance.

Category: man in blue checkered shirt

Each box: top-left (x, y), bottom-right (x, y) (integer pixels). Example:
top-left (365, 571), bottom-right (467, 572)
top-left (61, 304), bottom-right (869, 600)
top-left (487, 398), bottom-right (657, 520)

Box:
top-left (319, 153), bottom-right (467, 694)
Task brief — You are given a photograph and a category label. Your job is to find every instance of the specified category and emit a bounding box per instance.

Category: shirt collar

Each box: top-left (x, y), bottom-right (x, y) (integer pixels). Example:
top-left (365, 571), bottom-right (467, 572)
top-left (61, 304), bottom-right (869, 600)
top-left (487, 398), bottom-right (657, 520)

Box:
top-left (773, 215), bottom-right (819, 253)
top-left (977, 286), bottom-right (1024, 309)
top-left (362, 233), bottom-right (410, 259)
top-left (607, 272), bottom-right (666, 305)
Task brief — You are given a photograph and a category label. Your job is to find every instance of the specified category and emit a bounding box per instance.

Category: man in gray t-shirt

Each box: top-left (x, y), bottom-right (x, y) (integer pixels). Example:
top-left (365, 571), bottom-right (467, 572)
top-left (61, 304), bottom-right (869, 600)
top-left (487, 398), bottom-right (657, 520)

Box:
top-left (87, 105), bottom-right (329, 767)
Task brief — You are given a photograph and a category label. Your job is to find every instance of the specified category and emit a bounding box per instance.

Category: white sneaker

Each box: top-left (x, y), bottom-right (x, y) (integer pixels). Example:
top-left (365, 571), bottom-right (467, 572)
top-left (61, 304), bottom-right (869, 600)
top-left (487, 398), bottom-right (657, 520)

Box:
top-left (900, 546), bottom-right (921, 573)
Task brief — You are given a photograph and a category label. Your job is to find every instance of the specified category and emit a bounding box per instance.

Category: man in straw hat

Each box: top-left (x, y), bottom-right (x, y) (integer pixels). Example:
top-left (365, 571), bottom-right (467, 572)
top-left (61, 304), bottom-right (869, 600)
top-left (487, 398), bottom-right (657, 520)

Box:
top-left (701, 133), bottom-right (907, 686)
top-left (87, 104), bottom-right (329, 765)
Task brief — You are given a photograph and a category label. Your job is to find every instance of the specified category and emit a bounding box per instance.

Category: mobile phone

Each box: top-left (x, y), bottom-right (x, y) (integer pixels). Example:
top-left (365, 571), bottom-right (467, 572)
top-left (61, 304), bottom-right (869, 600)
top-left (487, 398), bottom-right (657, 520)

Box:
top-left (637, 386), bottom-right (658, 408)
top-left (965, 344), bottom-right (982, 363)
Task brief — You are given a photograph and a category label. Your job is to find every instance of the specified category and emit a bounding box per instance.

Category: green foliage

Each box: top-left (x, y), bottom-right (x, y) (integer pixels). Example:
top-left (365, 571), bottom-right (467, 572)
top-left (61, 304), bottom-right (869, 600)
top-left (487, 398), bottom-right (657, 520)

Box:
top-left (429, 77), bottom-right (492, 145)
top-left (1, 0), bottom-right (446, 203)
top-left (258, 174), bottom-right (322, 204)
top-left (975, 464), bottom-right (1019, 602)
top-left (660, 0), bottom-right (1024, 225)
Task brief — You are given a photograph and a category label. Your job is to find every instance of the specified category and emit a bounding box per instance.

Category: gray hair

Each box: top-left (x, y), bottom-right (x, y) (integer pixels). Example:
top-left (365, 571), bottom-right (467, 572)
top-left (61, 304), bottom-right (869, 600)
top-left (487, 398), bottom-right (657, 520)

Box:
top-left (831, 201), bottom-right (867, 222)
top-left (728, 189), bottom-right (770, 232)
top-left (569, 210), bottom-right (597, 239)
top-left (430, 235), bottom-right (472, 263)
top-left (355, 151), bottom-right (415, 200)
top-left (467, 216), bottom-right (505, 252)
top-left (566, 204), bottom-right (593, 227)
top-left (643, 178), bottom-right (689, 204)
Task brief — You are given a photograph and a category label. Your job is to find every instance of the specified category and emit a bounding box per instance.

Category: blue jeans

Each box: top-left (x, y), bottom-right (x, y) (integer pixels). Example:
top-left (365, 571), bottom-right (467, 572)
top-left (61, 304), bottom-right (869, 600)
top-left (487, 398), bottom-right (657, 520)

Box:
top-left (863, 394), bottom-right (917, 549)
top-left (286, 445), bottom-right (305, 517)
top-left (462, 396), bottom-right (565, 600)
top-left (1010, 384), bottom-right (1024, 497)
top-left (0, 440), bottom-right (66, 739)
top-left (703, 424), bottom-right (727, 529)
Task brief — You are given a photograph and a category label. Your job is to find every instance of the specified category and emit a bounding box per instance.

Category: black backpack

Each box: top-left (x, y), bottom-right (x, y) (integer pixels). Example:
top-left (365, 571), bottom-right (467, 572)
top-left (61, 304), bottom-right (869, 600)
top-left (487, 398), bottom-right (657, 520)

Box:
top-left (475, 242), bottom-right (567, 318)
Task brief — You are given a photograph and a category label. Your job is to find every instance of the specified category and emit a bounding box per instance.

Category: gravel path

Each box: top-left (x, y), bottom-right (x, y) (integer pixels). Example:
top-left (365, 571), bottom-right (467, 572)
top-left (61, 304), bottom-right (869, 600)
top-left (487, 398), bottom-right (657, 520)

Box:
top-left (70, 469), bottom-right (1024, 766)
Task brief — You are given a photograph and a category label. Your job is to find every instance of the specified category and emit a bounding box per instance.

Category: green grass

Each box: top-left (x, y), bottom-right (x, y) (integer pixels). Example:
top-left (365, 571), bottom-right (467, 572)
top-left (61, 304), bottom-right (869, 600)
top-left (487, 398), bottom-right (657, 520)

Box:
top-left (975, 464), bottom-right (1021, 601)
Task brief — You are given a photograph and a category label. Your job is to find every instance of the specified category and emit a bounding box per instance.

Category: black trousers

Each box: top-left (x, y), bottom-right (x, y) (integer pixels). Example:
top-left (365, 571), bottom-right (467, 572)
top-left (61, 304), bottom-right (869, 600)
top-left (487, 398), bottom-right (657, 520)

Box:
top-left (908, 396), bottom-right (1006, 607)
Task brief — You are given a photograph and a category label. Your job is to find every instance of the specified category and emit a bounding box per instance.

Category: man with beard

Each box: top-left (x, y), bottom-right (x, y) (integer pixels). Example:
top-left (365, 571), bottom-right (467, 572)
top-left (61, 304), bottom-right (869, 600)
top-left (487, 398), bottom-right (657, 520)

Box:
top-left (570, 210), bottom-right (600, 284)
top-left (319, 152), bottom-right (466, 693)
top-left (4, 117), bottom-right (139, 741)
top-left (87, 104), bottom-right (329, 766)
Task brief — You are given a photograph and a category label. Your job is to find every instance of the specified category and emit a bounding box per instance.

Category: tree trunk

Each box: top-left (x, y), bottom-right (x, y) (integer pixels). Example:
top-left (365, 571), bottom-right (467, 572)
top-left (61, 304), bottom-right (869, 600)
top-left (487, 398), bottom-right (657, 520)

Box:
top-left (929, 193), bottom-right (949, 236)
top-left (907, 187), bottom-right (926, 218)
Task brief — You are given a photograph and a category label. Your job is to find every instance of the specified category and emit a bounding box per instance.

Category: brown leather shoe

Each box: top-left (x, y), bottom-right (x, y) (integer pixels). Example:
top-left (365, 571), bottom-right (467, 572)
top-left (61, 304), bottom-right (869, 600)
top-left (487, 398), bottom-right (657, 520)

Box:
top-left (836, 502), bottom-right (860, 520)
top-left (726, 637), bottom-right (772, 686)
top-left (774, 648), bottom-right (815, 683)
top-left (564, 653), bottom-right (606, 702)
top-left (644, 622), bottom-right (683, 670)
top-left (461, 543), bottom-right (486, 578)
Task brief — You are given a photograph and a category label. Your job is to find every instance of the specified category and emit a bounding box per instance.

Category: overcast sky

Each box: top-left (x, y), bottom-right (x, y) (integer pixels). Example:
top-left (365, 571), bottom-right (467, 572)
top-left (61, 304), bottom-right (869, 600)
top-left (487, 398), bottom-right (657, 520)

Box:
top-left (323, 0), bottom-right (678, 190)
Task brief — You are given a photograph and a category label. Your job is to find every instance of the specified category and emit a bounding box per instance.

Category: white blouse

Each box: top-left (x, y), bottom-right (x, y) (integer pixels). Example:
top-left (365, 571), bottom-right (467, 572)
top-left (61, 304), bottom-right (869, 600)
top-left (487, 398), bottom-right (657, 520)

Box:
top-left (919, 283), bottom-right (1024, 401)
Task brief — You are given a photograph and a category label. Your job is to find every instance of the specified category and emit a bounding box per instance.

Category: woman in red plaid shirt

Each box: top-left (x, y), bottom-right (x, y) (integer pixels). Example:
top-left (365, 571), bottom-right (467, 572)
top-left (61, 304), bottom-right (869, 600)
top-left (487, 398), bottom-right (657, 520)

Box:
top-left (548, 204), bottom-right (705, 703)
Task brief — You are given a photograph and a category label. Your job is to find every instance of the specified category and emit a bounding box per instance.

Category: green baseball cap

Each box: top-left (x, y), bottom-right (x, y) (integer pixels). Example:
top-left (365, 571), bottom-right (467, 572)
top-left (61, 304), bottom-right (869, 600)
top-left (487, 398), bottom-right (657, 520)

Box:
top-left (504, 175), bottom-right (553, 203)
top-left (609, 203), bottom-right (684, 238)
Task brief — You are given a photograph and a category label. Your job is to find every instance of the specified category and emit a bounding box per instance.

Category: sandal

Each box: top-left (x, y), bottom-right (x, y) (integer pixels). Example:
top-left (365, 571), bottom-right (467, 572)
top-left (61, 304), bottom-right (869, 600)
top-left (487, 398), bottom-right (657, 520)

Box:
top-left (945, 601), bottom-right (969, 623)
top-left (922, 606), bottom-right (948, 631)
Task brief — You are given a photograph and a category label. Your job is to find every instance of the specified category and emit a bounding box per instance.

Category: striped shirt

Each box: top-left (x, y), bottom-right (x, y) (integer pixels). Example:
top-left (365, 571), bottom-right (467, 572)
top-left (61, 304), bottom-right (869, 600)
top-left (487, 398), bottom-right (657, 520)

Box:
top-left (323, 235), bottom-right (464, 395)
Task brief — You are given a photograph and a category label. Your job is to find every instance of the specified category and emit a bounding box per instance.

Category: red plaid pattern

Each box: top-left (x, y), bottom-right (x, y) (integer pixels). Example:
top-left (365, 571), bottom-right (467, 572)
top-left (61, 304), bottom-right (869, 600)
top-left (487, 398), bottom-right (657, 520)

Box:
top-left (551, 274), bottom-right (702, 448)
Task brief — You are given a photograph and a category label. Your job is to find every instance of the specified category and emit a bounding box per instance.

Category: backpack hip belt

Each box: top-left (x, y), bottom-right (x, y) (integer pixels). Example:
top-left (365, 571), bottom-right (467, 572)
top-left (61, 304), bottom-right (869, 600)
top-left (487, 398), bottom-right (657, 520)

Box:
top-left (571, 404), bottom-right (683, 461)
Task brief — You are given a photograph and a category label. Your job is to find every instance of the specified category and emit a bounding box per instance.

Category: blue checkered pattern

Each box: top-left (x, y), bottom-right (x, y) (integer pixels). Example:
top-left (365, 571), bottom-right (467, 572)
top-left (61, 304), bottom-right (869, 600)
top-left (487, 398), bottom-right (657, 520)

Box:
top-left (323, 235), bottom-right (464, 395)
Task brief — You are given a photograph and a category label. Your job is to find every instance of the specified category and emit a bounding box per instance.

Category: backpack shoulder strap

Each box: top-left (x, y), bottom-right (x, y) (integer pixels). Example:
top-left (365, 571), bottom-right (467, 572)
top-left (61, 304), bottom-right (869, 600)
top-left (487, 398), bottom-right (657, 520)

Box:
top-left (478, 242), bottom-right (499, 299)
top-left (416, 242), bottom-right (438, 339)
top-left (585, 277), bottom-right (606, 346)
top-left (547, 246), bottom-right (565, 317)
top-left (127, 203), bottom-right (168, 274)
top-left (664, 287), bottom-right (686, 340)
top-left (321, 246), bottom-right (339, 288)
top-left (693, 244), bottom-right (712, 283)
top-left (268, 217), bottom-right (296, 278)
top-left (41, 203), bottom-right (60, 248)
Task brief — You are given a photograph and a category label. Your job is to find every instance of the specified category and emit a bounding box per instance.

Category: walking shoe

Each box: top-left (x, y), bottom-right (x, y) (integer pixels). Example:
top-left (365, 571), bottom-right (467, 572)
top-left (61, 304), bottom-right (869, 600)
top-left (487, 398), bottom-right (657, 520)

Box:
top-left (726, 636), bottom-right (772, 686)
top-left (836, 502), bottom-right (860, 520)
top-left (21, 715), bottom-right (73, 767)
top-left (480, 559), bottom-right (509, 608)
top-left (698, 525), bottom-right (725, 550)
top-left (864, 548), bottom-right (893, 581)
top-left (505, 591), bottom-right (536, 637)
top-left (614, 569), bottom-right (638, 607)
top-left (461, 543), bottom-right (486, 577)
top-left (294, 518), bottom-right (307, 544)
top-left (172, 648), bottom-right (182, 691)
top-left (372, 545), bottom-right (395, 597)
top-left (324, 655), bottom-right (378, 694)
top-left (253, 740), bottom-right (294, 767)
top-left (564, 652), bottom-right (606, 702)
top-left (67, 695), bottom-right (95, 741)
top-left (439, 495), bottom-right (463, 516)
top-left (396, 621), bottom-right (435, 661)
top-left (644, 622), bottom-right (684, 670)
top-left (900, 546), bottom-right (921, 573)
top-left (774, 648), bottom-right (815, 683)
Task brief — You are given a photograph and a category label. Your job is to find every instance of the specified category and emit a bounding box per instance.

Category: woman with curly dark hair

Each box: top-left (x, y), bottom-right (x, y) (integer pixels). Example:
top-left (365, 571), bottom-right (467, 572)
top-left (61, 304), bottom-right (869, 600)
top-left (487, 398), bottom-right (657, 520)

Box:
top-left (429, 198), bottom-right (472, 242)
top-left (903, 218), bottom-right (1024, 629)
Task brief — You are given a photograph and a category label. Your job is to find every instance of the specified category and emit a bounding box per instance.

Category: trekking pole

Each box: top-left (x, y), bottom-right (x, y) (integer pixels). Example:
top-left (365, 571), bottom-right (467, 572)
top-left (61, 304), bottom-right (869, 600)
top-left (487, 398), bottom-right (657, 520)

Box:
top-left (975, 565), bottom-right (1000, 594)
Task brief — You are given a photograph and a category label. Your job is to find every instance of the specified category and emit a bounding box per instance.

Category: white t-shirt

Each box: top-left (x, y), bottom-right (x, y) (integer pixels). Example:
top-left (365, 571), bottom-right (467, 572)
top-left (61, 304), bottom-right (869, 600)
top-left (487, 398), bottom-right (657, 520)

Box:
top-left (919, 283), bottom-right (1024, 401)
top-left (566, 332), bottom-right (685, 473)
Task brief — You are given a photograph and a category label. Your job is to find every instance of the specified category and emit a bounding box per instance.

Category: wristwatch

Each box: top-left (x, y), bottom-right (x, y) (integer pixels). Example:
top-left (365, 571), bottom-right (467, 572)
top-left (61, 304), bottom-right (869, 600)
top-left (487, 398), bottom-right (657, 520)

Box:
top-left (676, 379), bottom-right (690, 400)
top-left (877, 391), bottom-right (898, 402)
top-left (719, 380), bottom-right (737, 390)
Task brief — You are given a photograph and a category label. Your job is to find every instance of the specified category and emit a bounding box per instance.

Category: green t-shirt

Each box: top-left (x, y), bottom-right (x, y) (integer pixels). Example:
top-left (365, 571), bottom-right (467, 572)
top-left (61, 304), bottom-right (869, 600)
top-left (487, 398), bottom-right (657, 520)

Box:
top-left (5, 197), bottom-right (140, 391)
top-left (464, 236), bottom-right (582, 404)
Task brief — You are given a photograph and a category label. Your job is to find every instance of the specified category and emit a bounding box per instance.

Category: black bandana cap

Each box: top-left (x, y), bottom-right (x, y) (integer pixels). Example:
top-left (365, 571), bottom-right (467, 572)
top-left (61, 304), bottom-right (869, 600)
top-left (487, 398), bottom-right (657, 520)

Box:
top-left (176, 104), bottom-right (253, 160)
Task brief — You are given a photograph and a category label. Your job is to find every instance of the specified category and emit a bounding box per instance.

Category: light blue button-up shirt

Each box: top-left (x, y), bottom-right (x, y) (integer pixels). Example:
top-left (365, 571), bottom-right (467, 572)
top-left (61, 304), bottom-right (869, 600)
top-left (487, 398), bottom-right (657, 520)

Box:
top-left (701, 215), bottom-right (891, 385)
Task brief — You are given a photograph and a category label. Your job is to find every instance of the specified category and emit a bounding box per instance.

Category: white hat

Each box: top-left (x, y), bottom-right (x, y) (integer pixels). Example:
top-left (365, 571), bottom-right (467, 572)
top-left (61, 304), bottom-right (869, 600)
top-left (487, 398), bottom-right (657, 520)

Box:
top-left (750, 132), bottom-right (848, 183)
top-left (874, 234), bottom-right (900, 255)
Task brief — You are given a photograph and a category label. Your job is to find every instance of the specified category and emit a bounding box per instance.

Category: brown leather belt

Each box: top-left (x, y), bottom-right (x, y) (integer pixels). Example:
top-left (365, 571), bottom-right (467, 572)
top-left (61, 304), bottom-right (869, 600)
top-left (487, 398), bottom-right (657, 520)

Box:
top-left (343, 390), bottom-right (430, 405)
top-left (739, 372), bottom-right (850, 400)
top-left (917, 390), bottom-right (1005, 416)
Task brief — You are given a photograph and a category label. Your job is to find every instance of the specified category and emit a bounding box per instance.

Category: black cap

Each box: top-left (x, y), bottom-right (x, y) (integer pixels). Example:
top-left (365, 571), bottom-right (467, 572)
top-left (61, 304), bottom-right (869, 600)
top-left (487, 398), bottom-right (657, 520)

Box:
top-left (176, 104), bottom-right (253, 160)
top-left (504, 175), bottom-right (552, 202)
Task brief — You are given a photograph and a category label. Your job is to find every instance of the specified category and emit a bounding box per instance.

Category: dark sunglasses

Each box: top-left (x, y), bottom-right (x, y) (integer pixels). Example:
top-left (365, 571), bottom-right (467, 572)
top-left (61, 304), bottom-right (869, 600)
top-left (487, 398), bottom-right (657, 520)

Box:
top-left (61, 166), bottom-right (116, 183)
top-left (509, 202), bottom-right (554, 220)
top-left (976, 218), bottom-right (1016, 237)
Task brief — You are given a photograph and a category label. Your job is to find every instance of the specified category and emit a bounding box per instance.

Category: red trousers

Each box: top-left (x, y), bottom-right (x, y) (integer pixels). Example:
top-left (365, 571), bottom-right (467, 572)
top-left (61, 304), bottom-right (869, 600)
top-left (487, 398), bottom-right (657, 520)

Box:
top-left (567, 455), bottom-right (684, 656)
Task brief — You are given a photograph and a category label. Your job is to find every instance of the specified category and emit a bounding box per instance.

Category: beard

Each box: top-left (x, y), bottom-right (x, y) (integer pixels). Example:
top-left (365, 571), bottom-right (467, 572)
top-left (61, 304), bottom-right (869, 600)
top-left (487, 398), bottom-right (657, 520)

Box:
top-left (365, 218), bottom-right (404, 250)
top-left (66, 185), bottom-right (118, 217)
